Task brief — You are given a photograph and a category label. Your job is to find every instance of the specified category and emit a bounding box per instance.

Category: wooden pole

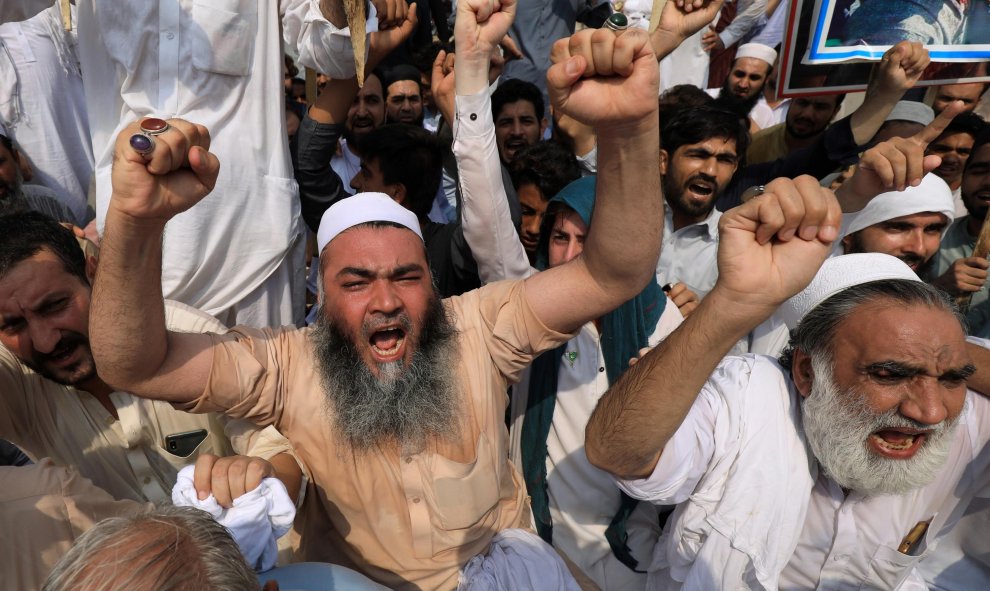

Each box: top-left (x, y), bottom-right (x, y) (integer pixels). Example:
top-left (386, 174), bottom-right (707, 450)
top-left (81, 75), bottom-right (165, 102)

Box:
top-left (956, 214), bottom-right (990, 313)
top-left (61, 0), bottom-right (71, 31)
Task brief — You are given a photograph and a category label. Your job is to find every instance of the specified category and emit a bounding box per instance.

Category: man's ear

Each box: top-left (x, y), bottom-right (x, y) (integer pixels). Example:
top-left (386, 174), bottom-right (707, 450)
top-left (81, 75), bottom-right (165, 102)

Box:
top-left (840, 234), bottom-right (853, 254)
top-left (791, 348), bottom-right (814, 398)
top-left (658, 149), bottom-right (669, 176)
top-left (85, 254), bottom-right (98, 284)
top-left (391, 183), bottom-right (407, 207)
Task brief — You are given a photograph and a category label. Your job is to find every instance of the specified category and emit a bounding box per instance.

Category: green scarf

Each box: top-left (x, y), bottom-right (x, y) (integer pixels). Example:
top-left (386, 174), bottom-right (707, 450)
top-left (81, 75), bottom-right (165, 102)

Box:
top-left (521, 176), bottom-right (665, 572)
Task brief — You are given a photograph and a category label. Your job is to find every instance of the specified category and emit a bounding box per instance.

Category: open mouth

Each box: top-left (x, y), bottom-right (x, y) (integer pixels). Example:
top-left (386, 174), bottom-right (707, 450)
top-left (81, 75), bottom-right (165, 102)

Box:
top-left (687, 180), bottom-right (716, 198)
top-left (868, 428), bottom-right (927, 458)
top-left (369, 326), bottom-right (406, 360)
top-left (45, 342), bottom-right (81, 369)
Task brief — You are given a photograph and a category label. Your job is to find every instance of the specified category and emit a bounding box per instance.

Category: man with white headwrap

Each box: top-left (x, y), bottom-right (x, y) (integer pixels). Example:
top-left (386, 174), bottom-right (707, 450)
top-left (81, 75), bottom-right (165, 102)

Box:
top-left (85, 0), bottom-right (670, 587)
top-left (705, 42), bottom-right (777, 120)
top-left (586, 129), bottom-right (990, 589)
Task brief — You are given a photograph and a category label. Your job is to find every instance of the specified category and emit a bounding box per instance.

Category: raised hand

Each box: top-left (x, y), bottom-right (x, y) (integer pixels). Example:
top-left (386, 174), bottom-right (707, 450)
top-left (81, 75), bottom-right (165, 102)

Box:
top-left (838, 100), bottom-right (965, 212)
top-left (455, 0), bottom-right (516, 58)
top-left (432, 49), bottom-right (456, 124)
top-left (933, 257), bottom-right (990, 296)
top-left (109, 119), bottom-right (220, 224)
top-left (869, 41), bottom-right (930, 94)
top-left (193, 453), bottom-right (274, 508)
top-left (652, 0), bottom-right (723, 60)
top-left (371, 0), bottom-right (409, 30)
top-left (714, 176), bottom-right (841, 313)
top-left (547, 27), bottom-right (659, 129)
top-left (369, 2), bottom-right (418, 66)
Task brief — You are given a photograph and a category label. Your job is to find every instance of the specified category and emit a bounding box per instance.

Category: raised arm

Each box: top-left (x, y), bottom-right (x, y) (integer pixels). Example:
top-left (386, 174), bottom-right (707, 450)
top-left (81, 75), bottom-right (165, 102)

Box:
top-left (585, 177), bottom-right (842, 479)
top-left (650, 0), bottom-right (723, 60)
top-left (849, 41), bottom-right (929, 146)
top-left (90, 121), bottom-right (221, 402)
top-left (450, 0), bottom-right (534, 283)
top-left (523, 26), bottom-right (662, 333)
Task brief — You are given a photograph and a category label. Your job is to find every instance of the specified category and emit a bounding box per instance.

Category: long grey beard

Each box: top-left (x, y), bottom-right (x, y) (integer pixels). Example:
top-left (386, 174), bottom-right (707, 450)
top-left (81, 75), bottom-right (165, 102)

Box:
top-left (310, 298), bottom-right (460, 453)
top-left (801, 353), bottom-right (959, 497)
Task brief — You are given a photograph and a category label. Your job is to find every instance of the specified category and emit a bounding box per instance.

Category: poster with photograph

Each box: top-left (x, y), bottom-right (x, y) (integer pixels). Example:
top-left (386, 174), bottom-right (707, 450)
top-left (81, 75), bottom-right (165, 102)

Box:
top-left (806, 0), bottom-right (990, 63)
top-left (781, 0), bottom-right (990, 97)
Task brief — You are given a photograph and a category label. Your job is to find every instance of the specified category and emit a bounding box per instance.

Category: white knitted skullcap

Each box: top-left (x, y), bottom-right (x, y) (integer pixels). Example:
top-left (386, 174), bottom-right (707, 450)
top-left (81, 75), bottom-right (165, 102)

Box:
top-left (736, 43), bottom-right (777, 66)
top-left (779, 253), bottom-right (920, 329)
top-left (316, 192), bottom-right (423, 253)
top-left (884, 101), bottom-right (934, 126)
top-left (840, 173), bottom-right (955, 239)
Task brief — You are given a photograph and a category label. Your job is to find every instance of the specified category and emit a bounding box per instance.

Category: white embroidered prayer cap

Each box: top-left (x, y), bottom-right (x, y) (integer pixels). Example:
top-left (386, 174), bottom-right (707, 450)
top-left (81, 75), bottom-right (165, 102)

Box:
top-left (840, 173), bottom-right (955, 240)
top-left (316, 192), bottom-right (423, 253)
top-left (735, 43), bottom-right (777, 66)
top-left (779, 253), bottom-right (920, 329)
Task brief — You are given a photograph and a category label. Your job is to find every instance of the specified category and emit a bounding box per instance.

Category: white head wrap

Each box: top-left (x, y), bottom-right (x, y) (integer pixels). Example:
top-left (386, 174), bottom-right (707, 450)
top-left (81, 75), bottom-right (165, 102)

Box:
top-left (735, 43), bottom-right (777, 66)
top-left (316, 192), bottom-right (423, 253)
top-left (840, 173), bottom-right (955, 240)
top-left (779, 253), bottom-right (920, 329)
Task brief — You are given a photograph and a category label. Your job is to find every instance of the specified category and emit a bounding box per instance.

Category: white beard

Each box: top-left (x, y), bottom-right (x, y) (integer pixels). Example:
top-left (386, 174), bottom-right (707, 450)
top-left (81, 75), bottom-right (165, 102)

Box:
top-left (800, 354), bottom-right (960, 497)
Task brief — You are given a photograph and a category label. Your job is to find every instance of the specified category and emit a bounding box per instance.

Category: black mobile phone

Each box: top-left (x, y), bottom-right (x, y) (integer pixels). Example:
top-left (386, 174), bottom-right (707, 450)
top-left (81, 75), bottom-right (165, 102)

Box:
top-left (164, 429), bottom-right (208, 458)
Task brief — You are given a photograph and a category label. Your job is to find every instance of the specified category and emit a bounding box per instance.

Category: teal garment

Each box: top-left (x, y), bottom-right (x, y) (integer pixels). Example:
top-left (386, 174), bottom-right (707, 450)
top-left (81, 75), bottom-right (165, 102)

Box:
top-left (521, 175), bottom-right (665, 572)
top-left (922, 216), bottom-right (990, 335)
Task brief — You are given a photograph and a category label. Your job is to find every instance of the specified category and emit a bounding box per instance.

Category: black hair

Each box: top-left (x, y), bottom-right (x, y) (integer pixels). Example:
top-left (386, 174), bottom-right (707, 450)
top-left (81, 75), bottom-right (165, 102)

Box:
top-left (491, 79), bottom-right (545, 122)
top-left (966, 127), bottom-right (990, 172)
top-left (0, 211), bottom-right (87, 284)
top-left (355, 124), bottom-right (443, 219)
top-left (941, 111), bottom-right (990, 139)
top-left (660, 103), bottom-right (751, 157)
top-left (509, 141), bottom-right (581, 201)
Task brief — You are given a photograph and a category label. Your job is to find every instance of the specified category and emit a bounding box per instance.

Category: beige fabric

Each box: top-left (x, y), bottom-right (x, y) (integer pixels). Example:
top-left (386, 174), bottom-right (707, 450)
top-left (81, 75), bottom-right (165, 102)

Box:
top-left (187, 280), bottom-right (573, 590)
top-left (746, 122), bottom-right (788, 165)
top-left (0, 458), bottom-right (149, 591)
top-left (0, 300), bottom-right (292, 503)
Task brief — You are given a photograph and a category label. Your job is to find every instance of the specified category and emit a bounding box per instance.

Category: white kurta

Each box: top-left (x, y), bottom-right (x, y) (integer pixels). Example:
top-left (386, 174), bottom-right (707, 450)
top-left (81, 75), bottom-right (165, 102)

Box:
top-left (77, 0), bottom-right (362, 325)
top-left (621, 354), bottom-right (990, 591)
top-left (0, 3), bottom-right (93, 224)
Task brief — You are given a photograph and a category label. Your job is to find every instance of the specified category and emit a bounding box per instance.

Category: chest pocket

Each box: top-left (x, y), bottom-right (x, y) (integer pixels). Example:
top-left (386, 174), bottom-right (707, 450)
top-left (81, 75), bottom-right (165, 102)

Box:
top-left (860, 518), bottom-right (937, 590)
top-left (190, 0), bottom-right (257, 76)
top-left (429, 433), bottom-right (502, 531)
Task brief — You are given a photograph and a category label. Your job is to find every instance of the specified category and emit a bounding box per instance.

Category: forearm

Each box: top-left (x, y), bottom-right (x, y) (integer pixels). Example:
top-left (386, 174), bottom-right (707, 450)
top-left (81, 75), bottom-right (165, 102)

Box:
top-left (582, 118), bottom-right (663, 299)
top-left (90, 210), bottom-right (170, 392)
top-left (295, 115), bottom-right (348, 232)
top-left (719, 0), bottom-right (767, 48)
top-left (586, 289), bottom-right (771, 478)
top-left (454, 90), bottom-right (533, 282)
top-left (269, 452), bottom-right (304, 503)
top-left (850, 87), bottom-right (904, 146)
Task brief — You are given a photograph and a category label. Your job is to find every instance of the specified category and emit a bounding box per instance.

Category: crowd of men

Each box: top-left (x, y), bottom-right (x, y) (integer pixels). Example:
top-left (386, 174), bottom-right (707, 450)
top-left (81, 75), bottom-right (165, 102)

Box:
top-left (2, 0), bottom-right (990, 589)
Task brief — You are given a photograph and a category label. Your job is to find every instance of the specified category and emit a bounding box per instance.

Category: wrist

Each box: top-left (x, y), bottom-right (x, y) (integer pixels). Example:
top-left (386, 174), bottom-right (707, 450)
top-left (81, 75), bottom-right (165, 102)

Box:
top-left (106, 200), bottom-right (169, 234)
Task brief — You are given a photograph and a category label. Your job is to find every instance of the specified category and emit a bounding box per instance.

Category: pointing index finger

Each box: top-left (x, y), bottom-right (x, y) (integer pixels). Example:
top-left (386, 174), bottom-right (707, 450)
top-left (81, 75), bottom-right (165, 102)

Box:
top-left (914, 100), bottom-right (965, 147)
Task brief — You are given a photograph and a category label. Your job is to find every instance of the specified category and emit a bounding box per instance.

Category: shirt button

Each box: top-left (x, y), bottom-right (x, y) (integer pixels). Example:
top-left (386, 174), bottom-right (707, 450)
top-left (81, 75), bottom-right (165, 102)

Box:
top-left (470, 113), bottom-right (477, 121)
top-left (833, 554), bottom-right (848, 562)
top-left (599, 366), bottom-right (605, 373)
top-left (404, 457), bottom-right (413, 464)
top-left (165, 31), bottom-right (175, 40)
top-left (143, 476), bottom-right (151, 485)
top-left (412, 497), bottom-right (421, 504)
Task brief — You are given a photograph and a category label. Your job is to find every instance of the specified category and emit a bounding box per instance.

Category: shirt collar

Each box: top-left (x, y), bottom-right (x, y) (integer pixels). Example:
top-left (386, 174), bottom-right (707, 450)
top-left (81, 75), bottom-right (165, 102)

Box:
top-left (664, 206), bottom-right (721, 238)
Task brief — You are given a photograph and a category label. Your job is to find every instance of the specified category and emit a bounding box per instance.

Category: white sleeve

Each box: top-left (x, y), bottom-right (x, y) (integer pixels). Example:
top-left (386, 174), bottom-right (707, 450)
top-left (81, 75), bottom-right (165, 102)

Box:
top-left (617, 379), bottom-right (723, 504)
top-left (281, 0), bottom-right (378, 78)
top-left (719, 0), bottom-right (768, 48)
top-left (453, 90), bottom-right (535, 283)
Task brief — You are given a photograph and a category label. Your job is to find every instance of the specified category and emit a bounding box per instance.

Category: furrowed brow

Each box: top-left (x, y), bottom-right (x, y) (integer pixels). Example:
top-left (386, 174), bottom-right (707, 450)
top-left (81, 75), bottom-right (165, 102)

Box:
top-left (337, 267), bottom-right (376, 279)
top-left (864, 360), bottom-right (921, 377)
top-left (943, 363), bottom-right (976, 381)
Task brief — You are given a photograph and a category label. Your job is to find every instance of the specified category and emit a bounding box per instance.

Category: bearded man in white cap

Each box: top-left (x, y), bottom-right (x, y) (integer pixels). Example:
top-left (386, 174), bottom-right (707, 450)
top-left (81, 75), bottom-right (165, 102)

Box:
top-left (706, 42), bottom-right (777, 120)
top-left (586, 131), bottom-right (990, 589)
top-left (84, 0), bottom-right (668, 588)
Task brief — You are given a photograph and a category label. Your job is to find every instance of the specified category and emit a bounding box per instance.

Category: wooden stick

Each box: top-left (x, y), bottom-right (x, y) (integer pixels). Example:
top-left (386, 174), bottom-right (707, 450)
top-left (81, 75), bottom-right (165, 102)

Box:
top-left (61, 0), bottom-right (71, 31)
top-left (956, 214), bottom-right (990, 313)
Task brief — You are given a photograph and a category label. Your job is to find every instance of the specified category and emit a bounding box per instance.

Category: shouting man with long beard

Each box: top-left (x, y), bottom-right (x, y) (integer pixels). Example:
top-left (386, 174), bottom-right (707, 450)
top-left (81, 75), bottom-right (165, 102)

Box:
top-left (587, 121), bottom-right (990, 590)
top-left (84, 0), bottom-right (678, 587)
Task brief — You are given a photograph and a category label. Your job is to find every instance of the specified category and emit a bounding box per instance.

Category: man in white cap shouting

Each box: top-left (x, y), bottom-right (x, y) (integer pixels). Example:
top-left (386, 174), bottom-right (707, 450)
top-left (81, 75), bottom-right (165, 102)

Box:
top-left (586, 126), bottom-right (990, 589)
top-left (85, 0), bottom-right (669, 588)
top-left (706, 42), bottom-right (777, 121)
